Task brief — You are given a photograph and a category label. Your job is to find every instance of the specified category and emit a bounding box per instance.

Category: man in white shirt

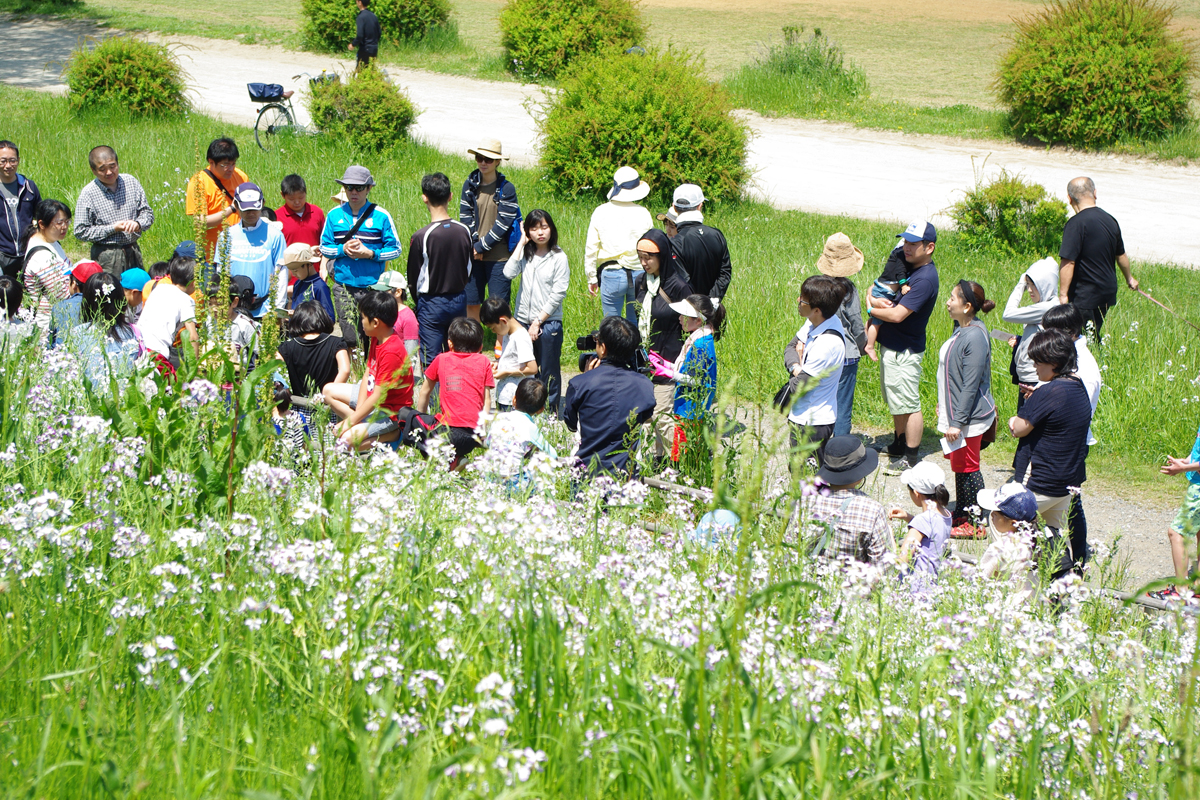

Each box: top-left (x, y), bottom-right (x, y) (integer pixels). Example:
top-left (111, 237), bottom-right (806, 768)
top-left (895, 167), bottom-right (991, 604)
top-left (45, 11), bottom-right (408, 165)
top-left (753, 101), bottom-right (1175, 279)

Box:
top-left (783, 275), bottom-right (847, 469)
top-left (584, 166), bottom-right (652, 325)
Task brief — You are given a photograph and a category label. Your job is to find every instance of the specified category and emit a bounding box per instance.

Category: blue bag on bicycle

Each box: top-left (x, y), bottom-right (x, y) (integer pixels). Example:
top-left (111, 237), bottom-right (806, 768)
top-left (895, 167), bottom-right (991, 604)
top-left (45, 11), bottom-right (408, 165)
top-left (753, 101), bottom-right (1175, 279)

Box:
top-left (247, 83), bottom-right (284, 103)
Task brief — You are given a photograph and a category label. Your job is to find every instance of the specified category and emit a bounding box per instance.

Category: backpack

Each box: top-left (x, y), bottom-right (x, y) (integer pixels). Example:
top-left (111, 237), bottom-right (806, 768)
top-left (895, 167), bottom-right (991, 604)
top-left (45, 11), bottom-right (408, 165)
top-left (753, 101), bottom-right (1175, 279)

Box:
top-left (392, 406), bottom-right (440, 455)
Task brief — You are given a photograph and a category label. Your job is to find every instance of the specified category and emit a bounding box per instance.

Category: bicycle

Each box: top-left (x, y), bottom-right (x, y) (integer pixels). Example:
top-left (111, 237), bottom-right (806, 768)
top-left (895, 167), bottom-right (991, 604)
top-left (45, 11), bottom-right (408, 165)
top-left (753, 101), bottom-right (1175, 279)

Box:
top-left (249, 71), bottom-right (338, 151)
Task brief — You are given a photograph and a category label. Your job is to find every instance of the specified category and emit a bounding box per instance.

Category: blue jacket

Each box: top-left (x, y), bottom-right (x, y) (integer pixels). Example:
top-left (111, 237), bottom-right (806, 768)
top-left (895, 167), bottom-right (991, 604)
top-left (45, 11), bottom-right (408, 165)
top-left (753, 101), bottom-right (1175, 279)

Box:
top-left (320, 202), bottom-right (402, 287)
top-left (563, 361), bottom-right (656, 475)
top-left (459, 170), bottom-right (520, 255)
top-left (673, 334), bottom-right (716, 419)
top-left (1, 174), bottom-right (41, 259)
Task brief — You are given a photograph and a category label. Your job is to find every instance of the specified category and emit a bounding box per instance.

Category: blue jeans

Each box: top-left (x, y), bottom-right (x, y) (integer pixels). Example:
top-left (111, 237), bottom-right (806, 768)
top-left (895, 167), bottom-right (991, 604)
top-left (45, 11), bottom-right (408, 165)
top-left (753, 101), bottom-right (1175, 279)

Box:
top-left (833, 357), bottom-right (859, 437)
top-left (599, 267), bottom-right (643, 325)
top-left (465, 260), bottom-right (512, 307)
top-left (528, 318), bottom-right (563, 416)
top-left (416, 292), bottom-right (467, 366)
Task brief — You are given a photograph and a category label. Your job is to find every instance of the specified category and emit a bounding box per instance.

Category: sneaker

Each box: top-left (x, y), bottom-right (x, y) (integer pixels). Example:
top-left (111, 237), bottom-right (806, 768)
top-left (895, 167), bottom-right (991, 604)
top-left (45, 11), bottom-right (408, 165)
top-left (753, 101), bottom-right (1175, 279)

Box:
top-left (949, 522), bottom-right (987, 540)
top-left (879, 437), bottom-right (906, 457)
top-left (1149, 586), bottom-right (1181, 602)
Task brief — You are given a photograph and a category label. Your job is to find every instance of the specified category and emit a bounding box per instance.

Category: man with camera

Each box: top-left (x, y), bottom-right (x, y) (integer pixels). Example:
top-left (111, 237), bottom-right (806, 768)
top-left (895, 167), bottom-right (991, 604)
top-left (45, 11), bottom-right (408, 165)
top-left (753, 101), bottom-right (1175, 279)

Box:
top-left (563, 316), bottom-right (657, 475)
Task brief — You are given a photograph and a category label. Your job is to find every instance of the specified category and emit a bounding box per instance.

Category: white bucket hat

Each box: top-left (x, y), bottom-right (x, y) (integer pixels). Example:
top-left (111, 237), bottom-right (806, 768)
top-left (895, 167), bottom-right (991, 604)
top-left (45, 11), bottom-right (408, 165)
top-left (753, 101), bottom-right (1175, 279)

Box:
top-left (608, 166), bottom-right (650, 202)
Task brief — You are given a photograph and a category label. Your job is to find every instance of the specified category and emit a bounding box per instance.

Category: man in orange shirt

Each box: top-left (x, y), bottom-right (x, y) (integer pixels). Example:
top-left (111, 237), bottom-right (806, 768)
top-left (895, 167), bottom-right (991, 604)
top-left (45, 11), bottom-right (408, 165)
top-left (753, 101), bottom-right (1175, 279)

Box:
top-left (185, 138), bottom-right (249, 261)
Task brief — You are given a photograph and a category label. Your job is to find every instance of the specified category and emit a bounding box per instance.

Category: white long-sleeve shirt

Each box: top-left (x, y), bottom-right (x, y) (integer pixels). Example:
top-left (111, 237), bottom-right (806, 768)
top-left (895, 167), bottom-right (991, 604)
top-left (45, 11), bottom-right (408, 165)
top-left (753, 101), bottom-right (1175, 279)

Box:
top-left (583, 200), bottom-right (652, 282)
top-left (503, 247), bottom-right (570, 324)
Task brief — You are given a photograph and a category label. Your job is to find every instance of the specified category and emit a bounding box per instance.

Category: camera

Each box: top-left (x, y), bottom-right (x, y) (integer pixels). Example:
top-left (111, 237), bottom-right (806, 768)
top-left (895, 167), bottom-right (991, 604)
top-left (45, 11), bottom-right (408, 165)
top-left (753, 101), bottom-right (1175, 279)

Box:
top-left (575, 330), bottom-right (650, 374)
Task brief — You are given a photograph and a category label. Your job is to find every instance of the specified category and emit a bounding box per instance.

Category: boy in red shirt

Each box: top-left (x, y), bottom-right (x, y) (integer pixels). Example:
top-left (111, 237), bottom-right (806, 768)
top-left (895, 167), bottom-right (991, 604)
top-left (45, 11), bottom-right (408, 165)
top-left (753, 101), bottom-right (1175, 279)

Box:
top-left (416, 317), bottom-right (494, 467)
top-left (322, 290), bottom-right (413, 451)
top-left (277, 174), bottom-right (327, 294)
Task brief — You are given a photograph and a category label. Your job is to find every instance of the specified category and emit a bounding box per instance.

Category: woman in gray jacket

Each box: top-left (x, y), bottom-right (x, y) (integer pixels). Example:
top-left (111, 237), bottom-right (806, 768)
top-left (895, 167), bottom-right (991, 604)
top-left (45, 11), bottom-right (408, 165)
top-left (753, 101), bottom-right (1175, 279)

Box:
top-left (936, 280), bottom-right (997, 536)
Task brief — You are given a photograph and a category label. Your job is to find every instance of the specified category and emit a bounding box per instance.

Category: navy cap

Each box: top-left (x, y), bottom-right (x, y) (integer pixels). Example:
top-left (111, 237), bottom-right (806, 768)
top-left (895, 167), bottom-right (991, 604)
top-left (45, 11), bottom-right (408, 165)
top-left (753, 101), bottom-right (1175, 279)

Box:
top-left (978, 482), bottom-right (1039, 523)
top-left (897, 219), bottom-right (937, 243)
top-left (174, 240), bottom-right (197, 260)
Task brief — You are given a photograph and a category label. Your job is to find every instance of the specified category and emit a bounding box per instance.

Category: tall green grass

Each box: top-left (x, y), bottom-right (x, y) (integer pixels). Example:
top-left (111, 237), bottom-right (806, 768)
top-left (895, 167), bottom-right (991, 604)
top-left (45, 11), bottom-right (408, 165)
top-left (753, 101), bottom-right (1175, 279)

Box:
top-left (6, 84), bottom-right (1200, 477)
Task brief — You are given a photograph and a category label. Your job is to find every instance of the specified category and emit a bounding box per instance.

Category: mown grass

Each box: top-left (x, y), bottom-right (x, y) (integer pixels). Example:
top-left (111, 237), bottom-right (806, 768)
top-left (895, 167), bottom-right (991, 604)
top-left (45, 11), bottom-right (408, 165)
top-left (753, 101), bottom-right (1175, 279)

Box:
top-left (6, 84), bottom-right (1200, 491)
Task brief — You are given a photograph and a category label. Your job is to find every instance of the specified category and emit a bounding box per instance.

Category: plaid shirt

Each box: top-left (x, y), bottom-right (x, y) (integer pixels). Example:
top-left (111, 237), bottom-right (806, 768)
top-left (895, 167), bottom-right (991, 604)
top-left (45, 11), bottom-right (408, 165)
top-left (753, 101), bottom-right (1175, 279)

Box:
top-left (803, 488), bottom-right (889, 564)
top-left (74, 174), bottom-right (154, 246)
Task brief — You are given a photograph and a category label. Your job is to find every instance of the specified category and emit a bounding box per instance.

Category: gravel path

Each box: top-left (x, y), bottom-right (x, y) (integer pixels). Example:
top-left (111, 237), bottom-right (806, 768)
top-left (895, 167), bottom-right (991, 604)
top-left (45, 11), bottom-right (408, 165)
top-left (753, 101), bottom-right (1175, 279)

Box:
top-left (2, 15), bottom-right (1186, 587)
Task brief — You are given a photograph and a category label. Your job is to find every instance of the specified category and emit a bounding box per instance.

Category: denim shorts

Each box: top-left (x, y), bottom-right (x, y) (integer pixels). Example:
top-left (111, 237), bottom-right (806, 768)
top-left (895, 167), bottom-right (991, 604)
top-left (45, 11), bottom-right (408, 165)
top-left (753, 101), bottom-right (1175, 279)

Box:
top-left (347, 401), bottom-right (401, 438)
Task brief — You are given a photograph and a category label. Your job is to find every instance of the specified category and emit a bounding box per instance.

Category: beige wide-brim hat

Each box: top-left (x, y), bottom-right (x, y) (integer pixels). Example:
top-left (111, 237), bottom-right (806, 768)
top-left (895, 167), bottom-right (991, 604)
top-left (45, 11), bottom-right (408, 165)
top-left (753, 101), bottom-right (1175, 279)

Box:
top-left (815, 232), bottom-right (864, 278)
top-left (331, 187), bottom-right (348, 204)
top-left (468, 139), bottom-right (509, 161)
top-left (609, 165), bottom-right (650, 202)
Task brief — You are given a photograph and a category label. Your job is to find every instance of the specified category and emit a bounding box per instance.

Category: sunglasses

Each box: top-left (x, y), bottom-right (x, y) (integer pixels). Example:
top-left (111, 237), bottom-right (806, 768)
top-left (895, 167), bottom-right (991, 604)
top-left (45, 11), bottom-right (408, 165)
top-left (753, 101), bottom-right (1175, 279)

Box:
top-left (345, 185), bottom-right (369, 193)
top-left (475, 155), bottom-right (496, 164)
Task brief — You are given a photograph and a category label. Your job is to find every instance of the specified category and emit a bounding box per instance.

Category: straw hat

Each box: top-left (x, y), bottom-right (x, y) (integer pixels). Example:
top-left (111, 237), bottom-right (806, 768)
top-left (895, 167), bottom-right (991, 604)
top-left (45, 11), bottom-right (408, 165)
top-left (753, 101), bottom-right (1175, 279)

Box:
top-left (815, 232), bottom-right (864, 278)
top-left (468, 139), bottom-right (509, 161)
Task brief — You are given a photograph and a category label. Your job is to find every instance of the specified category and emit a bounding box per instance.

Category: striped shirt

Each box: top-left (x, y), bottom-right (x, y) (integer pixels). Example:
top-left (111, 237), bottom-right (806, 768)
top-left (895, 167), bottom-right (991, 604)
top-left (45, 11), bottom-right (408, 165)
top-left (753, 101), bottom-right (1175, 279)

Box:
top-left (74, 174), bottom-right (154, 246)
top-left (23, 241), bottom-right (71, 326)
top-left (320, 202), bottom-right (401, 288)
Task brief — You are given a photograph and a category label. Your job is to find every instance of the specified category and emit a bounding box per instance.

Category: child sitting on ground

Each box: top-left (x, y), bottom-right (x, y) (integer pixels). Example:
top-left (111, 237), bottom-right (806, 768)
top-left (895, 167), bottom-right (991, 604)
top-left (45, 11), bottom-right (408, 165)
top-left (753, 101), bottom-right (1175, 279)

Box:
top-left (228, 275), bottom-right (262, 368)
top-left (480, 297), bottom-right (536, 412)
top-left (485, 377), bottom-right (559, 481)
top-left (416, 317), bottom-right (495, 468)
top-left (138, 256), bottom-right (199, 369)
top-left (371, 271), bottom-right (421, 380)
top-left (120, 267), bottom-right (151, 320)
top-left (977, 482), bottom-right (1041, 604)
top-left (863, 244), bottom-right (910, 362)
top-left (1156, 423), bottom-right (1200, 601)
top-left (321, 290), bottom-right (414, 452)
top-left (889, 461), bottom-right (952, 585)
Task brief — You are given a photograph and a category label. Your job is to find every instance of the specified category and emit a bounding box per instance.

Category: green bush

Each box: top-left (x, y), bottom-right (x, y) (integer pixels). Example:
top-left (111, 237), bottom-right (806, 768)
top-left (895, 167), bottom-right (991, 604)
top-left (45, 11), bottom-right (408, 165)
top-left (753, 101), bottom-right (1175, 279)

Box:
top-left (305, 66), bottom-right (418, 152)
top-left (538, 49), bottom-right (749, 202)
top-left (62, 36), bottom-right (188, 116)
top-left (499, 0), bottom-right (645, 80)
top-left (301, 0), bottom-right (452, 53)
top-left (950, 170), bottom-right (1068, 257)
top-left (996, 0), bottom-right (1197, 147)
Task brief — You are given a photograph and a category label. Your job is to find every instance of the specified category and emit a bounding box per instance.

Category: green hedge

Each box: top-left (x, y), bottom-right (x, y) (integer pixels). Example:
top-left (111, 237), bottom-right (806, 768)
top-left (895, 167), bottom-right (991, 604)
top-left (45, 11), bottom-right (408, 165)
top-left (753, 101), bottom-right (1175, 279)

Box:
top-left (996, 0), bottom-right (1196, 147)
top-left (301, 0), bottom-right (451, 53)
top-left (950, 171), bottom-right (1068, 258)
top-left (305, 66), bottom-right (418, 152)
top-left (538, 49), bottom-right (749, 201)
top-left (499, 0), bottom-right (645, 80)
top-left (63, 36), bottom-right (188, 116)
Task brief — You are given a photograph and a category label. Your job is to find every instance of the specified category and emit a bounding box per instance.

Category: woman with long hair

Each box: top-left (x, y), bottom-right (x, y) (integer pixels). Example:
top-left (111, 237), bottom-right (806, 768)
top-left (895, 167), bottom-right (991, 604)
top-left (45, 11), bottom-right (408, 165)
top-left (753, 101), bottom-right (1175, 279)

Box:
top-left (22, 199), bottom-right (72, 328)
top-left (502, 209), bottom-right (569, 415)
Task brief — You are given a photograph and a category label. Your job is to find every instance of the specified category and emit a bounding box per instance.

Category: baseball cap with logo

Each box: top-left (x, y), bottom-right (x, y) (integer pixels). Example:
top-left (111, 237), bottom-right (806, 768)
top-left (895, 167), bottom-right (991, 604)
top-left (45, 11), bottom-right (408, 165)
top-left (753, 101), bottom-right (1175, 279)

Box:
top-left (897, 219), bottom-right (937, 243)
top-left (977, 482), bottom-right (1039, 523)
top-left (234, 182), bottom-right (264, 212)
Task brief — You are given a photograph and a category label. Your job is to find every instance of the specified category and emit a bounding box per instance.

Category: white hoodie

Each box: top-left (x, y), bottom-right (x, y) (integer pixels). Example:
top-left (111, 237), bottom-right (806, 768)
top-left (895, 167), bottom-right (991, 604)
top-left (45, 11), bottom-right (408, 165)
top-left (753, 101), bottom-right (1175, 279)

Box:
top-left (1003, 257), bottom-right (1060, 384)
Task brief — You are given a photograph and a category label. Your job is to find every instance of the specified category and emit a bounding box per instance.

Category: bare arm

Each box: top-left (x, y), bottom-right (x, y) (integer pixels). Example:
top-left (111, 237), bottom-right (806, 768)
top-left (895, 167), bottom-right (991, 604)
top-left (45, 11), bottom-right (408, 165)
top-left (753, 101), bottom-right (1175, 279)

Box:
top-left (1009, 415), bottom-right (1034, 438)
top-left (1163, 457), bottom-right (1200, 476)
top-left (334, 349), bottom-right (352, 384)
top-left (1058, 259), bottom-right (1075, 304)
top-left (868, 303), bottom-right (913, 324)
top-left (1118, 253), bottom-right (1138, 290)
top-left (183, 320), bottom-right (200, 359)
top-left (416, 380), bottom-right (434, 414)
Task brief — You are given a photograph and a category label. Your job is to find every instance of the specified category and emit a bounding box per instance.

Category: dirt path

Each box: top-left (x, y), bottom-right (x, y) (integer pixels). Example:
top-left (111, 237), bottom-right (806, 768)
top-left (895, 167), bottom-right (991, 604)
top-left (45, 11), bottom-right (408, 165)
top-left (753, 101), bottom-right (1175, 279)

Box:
top-left (7, 15), bottom-right (1200, 267)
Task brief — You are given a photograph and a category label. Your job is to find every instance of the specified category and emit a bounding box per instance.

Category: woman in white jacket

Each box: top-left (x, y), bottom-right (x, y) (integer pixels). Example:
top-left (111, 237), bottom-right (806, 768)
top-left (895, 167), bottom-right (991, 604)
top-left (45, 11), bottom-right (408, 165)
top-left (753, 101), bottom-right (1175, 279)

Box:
top-left (1002, 256), bottom-right (1059, 478)
top-left (503, 210), bottom-right (570, 416)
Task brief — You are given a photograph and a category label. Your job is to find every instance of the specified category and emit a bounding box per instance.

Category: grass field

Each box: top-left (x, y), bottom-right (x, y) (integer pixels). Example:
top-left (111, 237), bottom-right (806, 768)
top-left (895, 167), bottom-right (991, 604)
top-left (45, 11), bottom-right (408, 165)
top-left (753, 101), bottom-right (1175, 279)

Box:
top-left (7, 84), bottom-right (1200, 498)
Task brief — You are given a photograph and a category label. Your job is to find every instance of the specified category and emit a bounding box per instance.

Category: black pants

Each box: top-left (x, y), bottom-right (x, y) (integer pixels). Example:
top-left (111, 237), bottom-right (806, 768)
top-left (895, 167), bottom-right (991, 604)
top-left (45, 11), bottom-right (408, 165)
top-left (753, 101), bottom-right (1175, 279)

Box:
top-left (1079, 304), bottom-right (1111, 343)
top-left (331, 282), bottom-right (372, 358)
top-left (356, 52), bottom-right (376, 72)
top-left (789, 422), bottom-right (834, 472)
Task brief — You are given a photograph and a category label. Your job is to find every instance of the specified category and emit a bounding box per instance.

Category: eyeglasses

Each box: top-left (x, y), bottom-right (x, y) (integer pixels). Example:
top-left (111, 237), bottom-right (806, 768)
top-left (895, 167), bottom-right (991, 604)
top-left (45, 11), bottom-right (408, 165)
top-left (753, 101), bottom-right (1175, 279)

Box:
top-left (475, 155), bottom-right (496, 164)
top-left (214, 160), bottom-right (236, 169)
top-left (0, 158), bottom-right (17, 166)
top-left (346, 185), bottom-right (369, 193)
top-left (798, 298), bottom-right (811, 307)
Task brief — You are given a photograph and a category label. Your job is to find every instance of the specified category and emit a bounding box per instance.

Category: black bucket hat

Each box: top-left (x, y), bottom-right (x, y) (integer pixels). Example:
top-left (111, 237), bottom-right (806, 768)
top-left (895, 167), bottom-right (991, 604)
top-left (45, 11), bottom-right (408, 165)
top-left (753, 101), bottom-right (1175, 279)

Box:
top-left (815, 436), bottom-right (880, 485)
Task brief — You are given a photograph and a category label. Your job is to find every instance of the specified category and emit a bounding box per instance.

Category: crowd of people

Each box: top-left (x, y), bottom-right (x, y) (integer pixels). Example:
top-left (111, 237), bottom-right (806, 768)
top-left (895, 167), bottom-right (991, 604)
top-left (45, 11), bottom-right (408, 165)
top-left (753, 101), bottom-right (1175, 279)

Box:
top-left (0, 132), bottom-right (1193, 599)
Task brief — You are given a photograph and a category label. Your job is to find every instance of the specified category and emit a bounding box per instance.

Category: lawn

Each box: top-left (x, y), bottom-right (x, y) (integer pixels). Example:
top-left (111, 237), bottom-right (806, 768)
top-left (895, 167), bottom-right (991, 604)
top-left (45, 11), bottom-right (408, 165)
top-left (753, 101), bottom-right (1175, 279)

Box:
top-left (1, 85), bottom-right (1200, 799)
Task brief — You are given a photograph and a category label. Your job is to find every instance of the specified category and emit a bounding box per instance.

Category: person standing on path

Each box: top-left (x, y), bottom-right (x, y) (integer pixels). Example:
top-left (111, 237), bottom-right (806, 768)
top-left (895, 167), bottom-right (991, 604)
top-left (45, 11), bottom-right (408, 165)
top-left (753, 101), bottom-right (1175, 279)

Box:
top-left (460, 140), bottom-right (519, 321)
top-left (936, 280), bottom-right (997, 537)
top-left (813, 232), bottom-right (867, 437)
top-left (1058, 176), bottom-right (1138, 342)
top-left (348, 0), bottom-right (381, 71)
top-left (783, 275), bottom-right (847, 469)
top-left (186, 138), bottom-right (249, 262)
top-left (867, 220), bottom-right (941, 471)
top-left (0, 140), bottom-right (41, 279)
top-left (73, 146), bottom-right (153, 277)
top-left (407, 172), bottom-right (473, 367)
top-left (321, 165), bottom-right (401, 357)
top-left (669, 183), bottom-right (732, 303)
top-left (585, 166), bottom-right (652, 325)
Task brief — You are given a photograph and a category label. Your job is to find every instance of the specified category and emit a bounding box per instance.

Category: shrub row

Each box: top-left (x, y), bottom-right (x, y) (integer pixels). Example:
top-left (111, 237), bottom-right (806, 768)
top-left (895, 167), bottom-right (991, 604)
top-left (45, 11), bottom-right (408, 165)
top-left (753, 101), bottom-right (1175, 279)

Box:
top-left (301, 0), bottom-right (451, 53)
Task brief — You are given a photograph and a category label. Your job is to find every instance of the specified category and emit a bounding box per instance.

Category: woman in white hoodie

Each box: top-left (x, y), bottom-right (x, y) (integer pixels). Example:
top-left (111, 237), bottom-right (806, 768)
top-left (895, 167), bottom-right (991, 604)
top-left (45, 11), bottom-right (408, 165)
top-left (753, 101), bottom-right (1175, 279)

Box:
top-left (1002, 256), bottom-right (1060, 479)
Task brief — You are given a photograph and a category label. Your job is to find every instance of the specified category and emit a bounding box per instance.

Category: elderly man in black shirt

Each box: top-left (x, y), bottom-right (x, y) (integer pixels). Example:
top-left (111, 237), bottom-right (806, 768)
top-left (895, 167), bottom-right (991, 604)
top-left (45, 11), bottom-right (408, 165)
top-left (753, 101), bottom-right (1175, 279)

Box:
top-left (1058, 176), bottom-right (1138, 342)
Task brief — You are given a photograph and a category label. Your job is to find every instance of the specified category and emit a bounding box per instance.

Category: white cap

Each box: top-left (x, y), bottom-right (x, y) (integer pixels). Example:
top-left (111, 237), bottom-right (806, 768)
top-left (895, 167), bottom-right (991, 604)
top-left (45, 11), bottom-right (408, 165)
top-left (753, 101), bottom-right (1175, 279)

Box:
top-left (898, 461), bottom-right (946, 495)
top-left (673, 183), bottom-right (705, 211)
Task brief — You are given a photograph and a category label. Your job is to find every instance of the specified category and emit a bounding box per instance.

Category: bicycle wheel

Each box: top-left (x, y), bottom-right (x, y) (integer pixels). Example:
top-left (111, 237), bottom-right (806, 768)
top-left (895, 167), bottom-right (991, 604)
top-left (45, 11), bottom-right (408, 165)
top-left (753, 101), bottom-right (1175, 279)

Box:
top-left (255, 104), bottom-right (294, 151)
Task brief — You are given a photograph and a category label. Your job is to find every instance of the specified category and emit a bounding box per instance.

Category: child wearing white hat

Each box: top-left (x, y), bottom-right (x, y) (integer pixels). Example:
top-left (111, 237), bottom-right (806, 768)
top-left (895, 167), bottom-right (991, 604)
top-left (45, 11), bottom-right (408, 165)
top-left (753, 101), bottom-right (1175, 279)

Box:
top-left (889, 461), bottom-right (952, 580)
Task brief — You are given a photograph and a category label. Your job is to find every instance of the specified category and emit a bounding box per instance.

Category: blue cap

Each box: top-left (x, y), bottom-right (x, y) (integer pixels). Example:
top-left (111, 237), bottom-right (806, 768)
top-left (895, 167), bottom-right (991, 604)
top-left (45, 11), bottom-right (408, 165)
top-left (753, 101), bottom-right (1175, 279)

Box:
top-left (978, 482), bottom-right (1039, 523)
top-left (174, 240), bottom-right (197, 260)
top-left (687, 509), bottom-right (741, 547)
top-left (120, 267), bottom-right (151, 292)
top-left (897, 219), bottom-right (937, 243)
top-left (234, 181), bottom-right (264, 211)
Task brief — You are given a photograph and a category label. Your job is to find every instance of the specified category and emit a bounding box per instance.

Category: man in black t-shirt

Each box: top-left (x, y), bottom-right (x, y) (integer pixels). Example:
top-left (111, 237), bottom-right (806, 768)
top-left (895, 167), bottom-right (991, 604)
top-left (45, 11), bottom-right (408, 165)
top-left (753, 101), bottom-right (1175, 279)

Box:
top-left (407, 173), bottom-right (473, 366)
top-left (1058, 176), bottom-right (1138, 342)
top-left (348, 0), bottom-right (381, 71)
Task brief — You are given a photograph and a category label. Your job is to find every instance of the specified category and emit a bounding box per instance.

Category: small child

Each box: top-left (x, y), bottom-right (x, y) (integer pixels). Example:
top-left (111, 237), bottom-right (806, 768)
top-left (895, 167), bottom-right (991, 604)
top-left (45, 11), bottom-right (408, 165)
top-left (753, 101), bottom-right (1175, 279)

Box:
top-left (977, 482), bottom-right (1040, 604)
top-left (228, 275), bottom-right (262, 368)
top-left (120, 267), bottom-right (151, 320)
top-left (371, 271), bottom-right (421, 379)
top-left (863, 244), bottom-right (910, 362)
top-left (321, 290), bottom-right (414, 451)
top-left (1157, 424), bottom-right (1200, 601)
top-left (48, 260), bottom-right (103, 348)
top-left (480, 297), bottom-right (535, 412)
top-left (416, 317), bottom-right (495, 468)
top-left (0, 276), bottom-right (34, 344)
top-left (272, 382), bottom-right (309, 454)
top-left (485, 377), bottom-right (559, 482)
top-left (889, 461), bottom-right (952, 584)
top-left (283, 243), bottom-right (334, 319)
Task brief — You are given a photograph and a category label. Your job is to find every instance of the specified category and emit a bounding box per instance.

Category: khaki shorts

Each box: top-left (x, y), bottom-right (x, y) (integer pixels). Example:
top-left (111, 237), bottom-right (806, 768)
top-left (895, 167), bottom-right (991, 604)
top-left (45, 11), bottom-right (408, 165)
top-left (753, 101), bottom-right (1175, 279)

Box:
top-left (1033, 492), bottom-right (1072, 530)
top-left (878, 345), bottom-right (923, 416)
top-left (1171, 484), bottom-right (1200, 538)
